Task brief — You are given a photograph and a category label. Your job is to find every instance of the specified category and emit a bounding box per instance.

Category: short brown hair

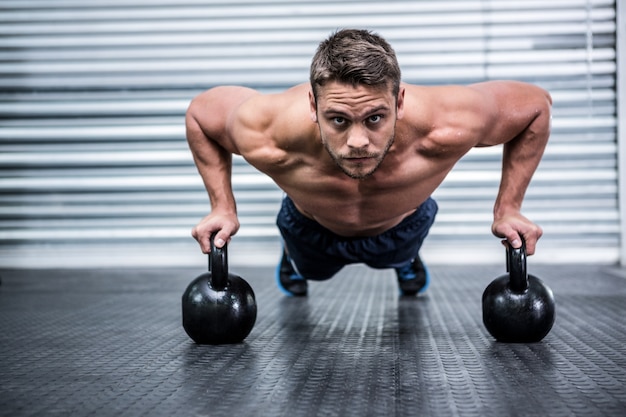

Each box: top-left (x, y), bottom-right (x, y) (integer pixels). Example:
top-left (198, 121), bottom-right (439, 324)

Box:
top-left (310, 29), bottom-right (401, 100)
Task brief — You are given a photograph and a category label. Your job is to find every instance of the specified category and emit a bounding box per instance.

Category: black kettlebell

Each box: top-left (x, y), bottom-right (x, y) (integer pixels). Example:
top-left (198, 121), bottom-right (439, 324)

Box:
top-left (182, 236), bottom-right (257, 344)
top-left (482, 239), bottom-right (555, 343)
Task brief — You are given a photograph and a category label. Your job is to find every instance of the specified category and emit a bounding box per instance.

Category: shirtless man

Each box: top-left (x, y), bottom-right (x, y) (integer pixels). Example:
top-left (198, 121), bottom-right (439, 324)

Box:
top-left (186, 29), bottom-right (551, 297)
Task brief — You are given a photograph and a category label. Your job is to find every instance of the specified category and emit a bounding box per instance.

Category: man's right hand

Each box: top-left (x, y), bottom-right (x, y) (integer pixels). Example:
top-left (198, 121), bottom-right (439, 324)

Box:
top-left (191, 211), bottom-right (240, 253)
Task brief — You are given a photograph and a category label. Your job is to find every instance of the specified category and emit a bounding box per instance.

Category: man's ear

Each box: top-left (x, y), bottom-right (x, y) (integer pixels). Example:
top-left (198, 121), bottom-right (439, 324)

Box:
top-left (396, 86), bottom-right (405, 120)
top-left (309, 90), bottom-right (318, 123)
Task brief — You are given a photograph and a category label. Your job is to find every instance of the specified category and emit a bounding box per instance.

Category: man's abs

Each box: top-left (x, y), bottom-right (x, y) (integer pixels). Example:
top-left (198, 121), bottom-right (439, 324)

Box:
top-left (289, 194), bottom-right (423, 237)
top-left (272, 162), bottom-right (447, 237)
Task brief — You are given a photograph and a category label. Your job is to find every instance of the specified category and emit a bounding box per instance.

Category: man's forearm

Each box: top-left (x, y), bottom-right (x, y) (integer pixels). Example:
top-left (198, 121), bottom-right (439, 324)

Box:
top-left (186, 113), bottom-right (237, 215)
top-left (201, 148), bottom-right (237, 215)
top-left (494, 109), bottom-right (550, 218)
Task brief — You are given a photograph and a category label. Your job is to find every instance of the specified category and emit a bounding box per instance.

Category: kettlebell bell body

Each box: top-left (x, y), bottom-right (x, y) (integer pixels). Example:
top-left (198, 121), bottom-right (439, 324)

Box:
top-left (482, 240), bottom-right (555, 343)
top-left (182, 238), bottom-right (257, 344)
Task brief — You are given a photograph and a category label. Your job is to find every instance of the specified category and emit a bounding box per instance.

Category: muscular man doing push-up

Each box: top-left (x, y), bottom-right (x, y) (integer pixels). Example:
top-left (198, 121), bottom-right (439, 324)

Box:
top-left (186, 29), bottom-right (551, 297)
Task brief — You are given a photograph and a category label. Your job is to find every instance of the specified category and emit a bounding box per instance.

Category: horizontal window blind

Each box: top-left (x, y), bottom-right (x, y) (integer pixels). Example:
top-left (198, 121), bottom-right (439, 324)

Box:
top-left (0, 0), bottom-right (618, 267)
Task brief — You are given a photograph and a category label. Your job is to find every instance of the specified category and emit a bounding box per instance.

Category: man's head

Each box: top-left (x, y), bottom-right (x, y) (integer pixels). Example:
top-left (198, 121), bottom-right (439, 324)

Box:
top-left (309, 29), bottom-right (404, 180)
top-left (309, 29), bottom-right (402, 102)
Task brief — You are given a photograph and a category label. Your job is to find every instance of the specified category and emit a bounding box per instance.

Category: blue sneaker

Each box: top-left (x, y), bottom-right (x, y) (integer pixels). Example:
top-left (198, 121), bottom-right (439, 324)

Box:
top-left (395, 255), bottom-right (430, 296)
top-left (275, 248), bottom-right (308, 297)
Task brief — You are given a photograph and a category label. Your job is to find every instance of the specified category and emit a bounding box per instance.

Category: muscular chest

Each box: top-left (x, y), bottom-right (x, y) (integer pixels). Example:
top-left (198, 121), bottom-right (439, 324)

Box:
top-left (275, 157), bottom-right (449, 235)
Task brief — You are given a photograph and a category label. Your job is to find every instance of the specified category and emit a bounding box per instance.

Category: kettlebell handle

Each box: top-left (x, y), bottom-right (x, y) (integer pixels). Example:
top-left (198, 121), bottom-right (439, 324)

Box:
top-left (506, 238), bottom-right (529, 294)
top-left (209, 235), bottom-right (229, 290)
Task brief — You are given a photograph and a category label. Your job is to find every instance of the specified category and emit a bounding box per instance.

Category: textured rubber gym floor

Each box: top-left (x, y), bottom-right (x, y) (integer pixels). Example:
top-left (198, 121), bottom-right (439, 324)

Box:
top-left (0, 263), bottom-right (624, 417)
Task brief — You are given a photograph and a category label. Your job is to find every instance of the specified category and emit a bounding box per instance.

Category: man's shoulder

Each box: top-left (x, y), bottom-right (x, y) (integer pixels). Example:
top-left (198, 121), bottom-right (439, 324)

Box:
top-left (230, 84), bottom-right (318, 166)
top-left (235, 83), bottom-right (309, 123)
top-left (235, 83), bottom-right (316, 143)
top-left (399, 84), bottom-right (488, 158)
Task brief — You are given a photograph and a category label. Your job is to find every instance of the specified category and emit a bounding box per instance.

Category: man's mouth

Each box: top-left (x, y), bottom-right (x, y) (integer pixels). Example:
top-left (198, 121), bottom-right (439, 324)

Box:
top-left (344, 153), bottom-right (375, 161)
top-left (345, 157), bottom-right (371, 163)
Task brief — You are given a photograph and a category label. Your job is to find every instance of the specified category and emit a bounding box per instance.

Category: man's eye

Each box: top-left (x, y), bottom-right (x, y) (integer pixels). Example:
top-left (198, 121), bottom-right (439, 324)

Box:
top-left (368, 115), bottom-right (382, 123)
top-left (333, 117), bottom-right (346, 125)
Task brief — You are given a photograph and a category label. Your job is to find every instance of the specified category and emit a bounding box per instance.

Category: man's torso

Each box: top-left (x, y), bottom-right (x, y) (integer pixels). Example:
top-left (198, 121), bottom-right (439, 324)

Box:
top-left (227, 84), bottom-right (474, 237)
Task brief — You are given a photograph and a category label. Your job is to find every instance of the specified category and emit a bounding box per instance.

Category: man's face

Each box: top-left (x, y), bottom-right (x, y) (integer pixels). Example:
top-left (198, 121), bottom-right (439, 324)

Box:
top-left (309, 81), bottom-right (405, 179)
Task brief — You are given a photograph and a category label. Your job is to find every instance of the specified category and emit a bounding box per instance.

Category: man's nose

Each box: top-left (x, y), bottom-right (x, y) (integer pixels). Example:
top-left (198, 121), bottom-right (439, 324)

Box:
top-left (346, 127), bottom-right (369, 149)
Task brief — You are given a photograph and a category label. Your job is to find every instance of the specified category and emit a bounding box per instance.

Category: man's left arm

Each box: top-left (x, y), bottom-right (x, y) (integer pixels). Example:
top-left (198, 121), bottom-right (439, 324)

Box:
top-left (471, 81), bottom-right (553, 255)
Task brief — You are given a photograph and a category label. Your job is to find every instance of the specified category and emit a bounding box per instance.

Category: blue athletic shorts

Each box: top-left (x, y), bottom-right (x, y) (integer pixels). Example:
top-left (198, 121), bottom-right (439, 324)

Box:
top-left (276, 196), bottom-right (438, 280)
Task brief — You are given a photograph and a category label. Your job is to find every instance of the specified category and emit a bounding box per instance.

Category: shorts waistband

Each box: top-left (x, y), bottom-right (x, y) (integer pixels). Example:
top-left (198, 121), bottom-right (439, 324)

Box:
top-left (281, 195), bottom-right (435, 240)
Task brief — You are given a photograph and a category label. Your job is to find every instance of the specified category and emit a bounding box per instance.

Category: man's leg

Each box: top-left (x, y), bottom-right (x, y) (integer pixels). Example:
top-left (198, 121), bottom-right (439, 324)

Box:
top-left (275, 245), bottom-right (308, 297)
top-left (275, 197), bottom-right (345, 296)
top-left (355, 197), bottom-right (437, 296)
top-left (395, 255), bottom-right (431, 296)
top-left (393, 198), bottom-right (438, 296)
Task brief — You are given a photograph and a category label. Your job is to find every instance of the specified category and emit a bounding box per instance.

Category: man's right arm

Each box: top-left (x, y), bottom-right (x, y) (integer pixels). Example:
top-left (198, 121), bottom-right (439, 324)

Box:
top-left (185, 86), bottom-right (258, 252)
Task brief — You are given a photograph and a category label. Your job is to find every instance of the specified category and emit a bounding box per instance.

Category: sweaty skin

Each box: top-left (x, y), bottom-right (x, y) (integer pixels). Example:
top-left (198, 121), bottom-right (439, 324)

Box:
top-left (186, 81), bottom-right (552, 255)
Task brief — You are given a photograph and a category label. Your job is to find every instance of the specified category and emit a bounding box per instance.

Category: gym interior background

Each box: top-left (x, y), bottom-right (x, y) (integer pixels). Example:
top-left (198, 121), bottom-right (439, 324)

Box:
top-left (1, 3), bottom-right (625, 417)
top-left (0, 0), bottom-right (624, 268)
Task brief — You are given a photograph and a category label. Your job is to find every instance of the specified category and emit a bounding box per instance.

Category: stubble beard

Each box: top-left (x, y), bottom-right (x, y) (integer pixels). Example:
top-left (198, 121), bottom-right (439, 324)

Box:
top-left (322, 131), bottom-right (395, 180)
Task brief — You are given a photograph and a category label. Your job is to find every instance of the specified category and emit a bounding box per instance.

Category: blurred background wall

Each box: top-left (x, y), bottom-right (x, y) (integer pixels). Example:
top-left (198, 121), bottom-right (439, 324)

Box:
top-left (0, 0), bottom-right (621, 268)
